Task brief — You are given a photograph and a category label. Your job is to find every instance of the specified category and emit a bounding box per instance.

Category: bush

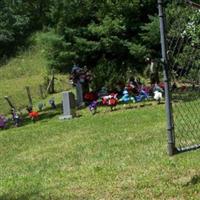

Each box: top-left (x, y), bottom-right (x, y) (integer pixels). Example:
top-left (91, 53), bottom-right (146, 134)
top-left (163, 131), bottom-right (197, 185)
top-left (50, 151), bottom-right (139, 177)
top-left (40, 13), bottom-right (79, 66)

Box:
top-left (91, 59), bottom-right (126, 91)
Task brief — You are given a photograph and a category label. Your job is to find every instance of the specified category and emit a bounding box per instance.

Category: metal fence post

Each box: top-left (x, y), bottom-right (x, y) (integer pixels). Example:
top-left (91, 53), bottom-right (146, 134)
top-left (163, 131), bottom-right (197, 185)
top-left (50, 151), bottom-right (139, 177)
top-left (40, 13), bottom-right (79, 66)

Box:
top-left (158, 0), bottom-right (176, 156)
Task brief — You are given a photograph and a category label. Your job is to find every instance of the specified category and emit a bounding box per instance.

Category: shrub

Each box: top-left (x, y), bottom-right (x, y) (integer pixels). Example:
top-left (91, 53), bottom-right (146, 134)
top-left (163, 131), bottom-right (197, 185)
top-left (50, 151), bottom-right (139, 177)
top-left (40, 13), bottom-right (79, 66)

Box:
top-left (91, 59), bottom-right (126, 91)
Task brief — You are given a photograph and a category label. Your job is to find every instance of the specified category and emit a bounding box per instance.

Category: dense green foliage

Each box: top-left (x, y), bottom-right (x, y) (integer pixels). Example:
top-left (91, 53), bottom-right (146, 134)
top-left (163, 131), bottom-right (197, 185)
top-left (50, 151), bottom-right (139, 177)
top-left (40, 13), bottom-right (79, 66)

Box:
top-left (0, 0), bottom-right (199, 88)
top-left (45, 0), bottom-right (158, 73)
top-left (0, 0), bottom-right (52, 63)
top-left (166, 2), bottom-right (200, 81)
top-left (0, 1), bottom-right (158, 71)
top-left (0, 0), bottom-right (28, 60)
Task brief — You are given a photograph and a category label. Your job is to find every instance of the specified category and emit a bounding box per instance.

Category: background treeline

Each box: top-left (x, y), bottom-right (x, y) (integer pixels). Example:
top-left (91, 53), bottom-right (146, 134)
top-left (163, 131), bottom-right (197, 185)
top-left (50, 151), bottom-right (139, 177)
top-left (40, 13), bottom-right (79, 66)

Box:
top-left (0, 0), bottom-right (51, 61)
top-left (0, 0), bottom-right (199, 89)
top-left (0, 0), bottom-right (159, 67)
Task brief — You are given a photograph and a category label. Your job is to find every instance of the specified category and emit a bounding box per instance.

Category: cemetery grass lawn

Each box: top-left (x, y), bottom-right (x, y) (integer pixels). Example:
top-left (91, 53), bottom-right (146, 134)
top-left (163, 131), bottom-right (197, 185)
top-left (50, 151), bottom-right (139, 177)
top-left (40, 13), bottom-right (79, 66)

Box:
top-left (0, 38), bottom-right (70, 115)
top-left (1, 105), bottom-right (200, 200)
top-left (0, 45), bottom-right (48, 114)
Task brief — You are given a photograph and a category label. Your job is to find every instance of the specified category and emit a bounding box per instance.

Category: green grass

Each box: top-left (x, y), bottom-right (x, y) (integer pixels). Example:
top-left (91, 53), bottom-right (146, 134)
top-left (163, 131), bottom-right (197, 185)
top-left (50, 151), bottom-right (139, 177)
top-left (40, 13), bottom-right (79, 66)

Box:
top-left (0, 45), bottom-right (47, 114)
top-left (0, 31), bottom-right (200, 200)
top-left (0, 38), bottom-right (70, 115)
top-left (0, 104), bottom-right (200, 200)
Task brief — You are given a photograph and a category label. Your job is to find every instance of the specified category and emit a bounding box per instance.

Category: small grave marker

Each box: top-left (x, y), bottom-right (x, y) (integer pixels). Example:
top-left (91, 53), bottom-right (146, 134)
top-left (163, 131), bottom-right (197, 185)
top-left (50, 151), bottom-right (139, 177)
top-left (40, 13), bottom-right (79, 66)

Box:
top-left (59, 91), bottom-right (76, 120)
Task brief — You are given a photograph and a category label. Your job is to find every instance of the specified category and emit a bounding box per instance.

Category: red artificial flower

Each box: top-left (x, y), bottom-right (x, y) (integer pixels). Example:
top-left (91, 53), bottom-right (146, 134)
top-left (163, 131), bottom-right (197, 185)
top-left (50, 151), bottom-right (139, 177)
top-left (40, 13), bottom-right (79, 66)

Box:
top-left (84, 92), bottom-right (97, 101)
top-left (29, 111), bottom-right (39, 119)
top-left (108, 98), bottom-right (118, 106)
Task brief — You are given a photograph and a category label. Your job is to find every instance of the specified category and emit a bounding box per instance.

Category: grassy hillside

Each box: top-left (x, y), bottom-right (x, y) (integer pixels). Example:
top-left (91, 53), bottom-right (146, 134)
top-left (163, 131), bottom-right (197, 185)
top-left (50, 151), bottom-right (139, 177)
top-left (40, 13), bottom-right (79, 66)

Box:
top-left (0, 35), bottom-right (70, 115)
top-left (0, 105), bottom-right (200, 199)
top-left (0, 46), bottom-right (46, 113)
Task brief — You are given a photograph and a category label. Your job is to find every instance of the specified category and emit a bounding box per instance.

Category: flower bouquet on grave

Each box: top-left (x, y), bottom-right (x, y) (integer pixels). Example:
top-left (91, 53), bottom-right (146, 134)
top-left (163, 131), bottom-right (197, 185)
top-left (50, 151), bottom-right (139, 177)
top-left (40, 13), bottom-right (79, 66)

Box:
top-left (88, 100), bottom-right (98, 115)
top-left (134, 89), bottom-right (149, 103)
top-left (0, 114), bottom-right (7, 129)
top-left (11, 108), bottom-right (22, 127)
top-left (102, 93), bottom-right (118, 111)
top-left (26, 106), bottom-right (39, 123)
top-left (49, 98), bottom-right (56, 109)
top-left (84, 92), bottom-right (98, 105)
top-left (119, 89), bottom-right (135, 104)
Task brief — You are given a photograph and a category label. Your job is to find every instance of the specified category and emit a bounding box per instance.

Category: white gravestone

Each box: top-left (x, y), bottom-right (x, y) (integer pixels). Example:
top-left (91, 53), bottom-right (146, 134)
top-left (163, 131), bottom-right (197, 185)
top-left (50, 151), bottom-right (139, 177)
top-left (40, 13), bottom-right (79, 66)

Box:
top-left (59, 91), bottom-right (76, 120)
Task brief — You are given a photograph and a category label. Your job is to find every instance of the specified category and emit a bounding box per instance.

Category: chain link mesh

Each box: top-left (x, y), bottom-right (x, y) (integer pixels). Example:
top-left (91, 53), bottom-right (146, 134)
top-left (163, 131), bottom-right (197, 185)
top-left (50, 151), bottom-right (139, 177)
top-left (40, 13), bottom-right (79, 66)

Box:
top-left (166, 1), bottom-right (200, 152)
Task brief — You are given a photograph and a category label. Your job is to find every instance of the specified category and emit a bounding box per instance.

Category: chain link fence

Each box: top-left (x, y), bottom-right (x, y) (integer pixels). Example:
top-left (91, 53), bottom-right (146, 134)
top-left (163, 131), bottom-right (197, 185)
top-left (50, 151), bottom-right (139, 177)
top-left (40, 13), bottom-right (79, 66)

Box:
top-left (160, 0), bottom-right (200, 154)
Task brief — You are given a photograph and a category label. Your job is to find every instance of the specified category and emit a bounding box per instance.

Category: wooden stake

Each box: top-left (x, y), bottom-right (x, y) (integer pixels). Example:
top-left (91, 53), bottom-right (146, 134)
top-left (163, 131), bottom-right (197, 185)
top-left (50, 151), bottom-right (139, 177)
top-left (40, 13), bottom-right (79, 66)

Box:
top-left (25, 86), bottom-right (32, 106)
top-left (39, 84), bottom-right (44, 99)
top-left (4, 96), bottom-right (15, 109)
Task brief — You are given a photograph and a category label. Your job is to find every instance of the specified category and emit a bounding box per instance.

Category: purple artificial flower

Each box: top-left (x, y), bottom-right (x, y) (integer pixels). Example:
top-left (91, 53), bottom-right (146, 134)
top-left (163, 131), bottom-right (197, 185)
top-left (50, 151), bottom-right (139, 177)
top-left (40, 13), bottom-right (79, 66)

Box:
top-left (0, 114), bottom-right (7, 128)
top-left (88, 101), bottom-right (97, 114)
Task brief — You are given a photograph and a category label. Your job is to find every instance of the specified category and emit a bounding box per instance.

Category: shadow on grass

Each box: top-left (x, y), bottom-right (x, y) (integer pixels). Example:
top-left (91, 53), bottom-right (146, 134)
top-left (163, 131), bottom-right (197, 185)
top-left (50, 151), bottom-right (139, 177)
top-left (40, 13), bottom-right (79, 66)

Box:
top-left (1, 103), bottom-right (86, 132)
top-left (22, 110), bottom-right (61, 125)
top-left (0, 192), bottom-right (40, 200)
top-left (183, 175), bottom-right (200, 187)
top-left (0, 191), bottom-right (90, 200)
top-left (3, 106), bottom-right (63, 130)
